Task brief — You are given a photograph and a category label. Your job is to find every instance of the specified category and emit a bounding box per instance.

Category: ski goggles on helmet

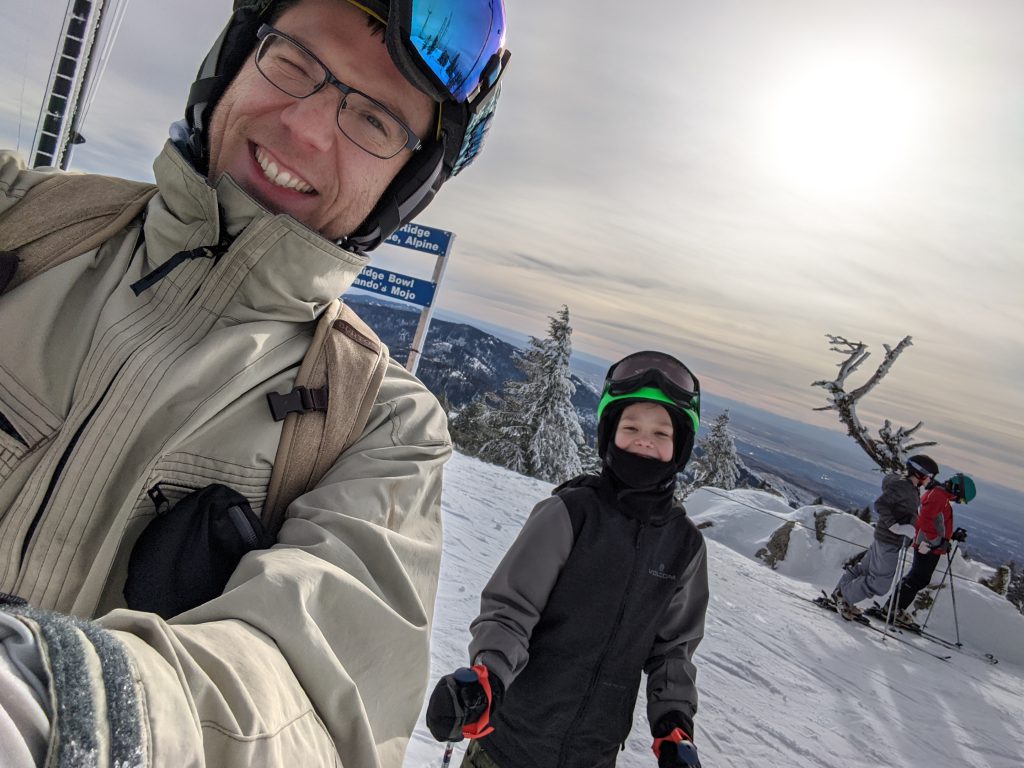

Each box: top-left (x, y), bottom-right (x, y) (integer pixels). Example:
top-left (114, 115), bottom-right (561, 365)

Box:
top-left (598, 351), bottom-right (701, 434)
top-left (349, 0), bottom-right (511, 105)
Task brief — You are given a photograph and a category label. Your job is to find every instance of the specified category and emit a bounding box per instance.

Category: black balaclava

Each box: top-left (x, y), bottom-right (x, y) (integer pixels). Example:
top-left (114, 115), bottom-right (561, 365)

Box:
top-left (596, 402), bottom-right (695, 521)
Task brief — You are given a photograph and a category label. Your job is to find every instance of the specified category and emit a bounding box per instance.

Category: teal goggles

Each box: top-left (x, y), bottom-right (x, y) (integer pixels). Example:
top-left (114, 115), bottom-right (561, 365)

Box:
top-left (597, 351), bottom-right (701, 434)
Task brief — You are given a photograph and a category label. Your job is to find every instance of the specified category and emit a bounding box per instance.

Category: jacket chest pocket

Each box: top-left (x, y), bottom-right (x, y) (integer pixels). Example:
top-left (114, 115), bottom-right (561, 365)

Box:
top-left (94, 452), bottom-right (272, 616)
top-left (0, 371), bottom-right (64, 484)
top-left (130, 452), bottom-right (272, 522)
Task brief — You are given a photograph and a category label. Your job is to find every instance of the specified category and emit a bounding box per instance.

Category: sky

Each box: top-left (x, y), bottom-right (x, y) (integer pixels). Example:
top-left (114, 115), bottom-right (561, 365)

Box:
top-left (405, 452), bottom-right (1024, 767)
top-left (1, 0), bottom-right (1022, 491)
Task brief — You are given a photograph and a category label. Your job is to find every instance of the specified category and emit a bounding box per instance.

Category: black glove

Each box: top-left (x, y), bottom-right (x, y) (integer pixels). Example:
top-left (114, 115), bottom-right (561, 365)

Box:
top-left (951, 527), bottom-right (968, 542)
top-left (652, 714), bottom-right (701, 768)
top-left (426, 665), bottom-right (503, 742)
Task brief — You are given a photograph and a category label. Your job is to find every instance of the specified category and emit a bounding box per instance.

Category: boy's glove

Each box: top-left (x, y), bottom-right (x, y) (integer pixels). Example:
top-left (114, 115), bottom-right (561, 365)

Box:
top-left (951, 527), bottom-right (968, 542)
top-left (652, 713), bottom-right (701, 768)
top-left (917, 541), bottom-right (931, 554)
top-left (426, 665), bottom-right (503, 742)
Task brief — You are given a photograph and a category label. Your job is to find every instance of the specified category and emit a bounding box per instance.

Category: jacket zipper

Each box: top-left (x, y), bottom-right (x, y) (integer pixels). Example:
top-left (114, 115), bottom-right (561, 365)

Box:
top-left (558, 524), bottom-right (645, 768)
top-left (19, 363), bottom-right (125, 567)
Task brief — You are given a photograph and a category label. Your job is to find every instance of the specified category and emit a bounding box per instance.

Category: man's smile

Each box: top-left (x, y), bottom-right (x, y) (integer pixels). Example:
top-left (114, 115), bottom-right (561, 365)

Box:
top-left (253, 143), bottom-right (317, 194)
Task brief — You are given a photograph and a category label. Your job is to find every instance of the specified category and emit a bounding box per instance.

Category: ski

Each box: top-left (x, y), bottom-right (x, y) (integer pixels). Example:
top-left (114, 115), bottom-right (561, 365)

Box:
top-left (866, 603), bottom-right (999, 665)
top-left (789, 590), bottom-right (954, 662)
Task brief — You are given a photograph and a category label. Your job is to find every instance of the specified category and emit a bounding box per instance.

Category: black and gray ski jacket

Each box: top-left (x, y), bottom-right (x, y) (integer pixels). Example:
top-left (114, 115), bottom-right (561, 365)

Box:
top-left (468, 474), bottom-right (708, 768)
top-left (873, 473), bottom-right (922, 546)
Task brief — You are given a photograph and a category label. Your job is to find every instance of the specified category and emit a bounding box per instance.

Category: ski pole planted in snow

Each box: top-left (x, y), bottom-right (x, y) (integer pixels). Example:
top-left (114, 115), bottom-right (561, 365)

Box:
top-left (946, 546), bottom-right (962, 646)
top-left (441, 741), bottom-right (455, 768)
top-left (921, 540), bottom-right (958, 630)
top-left (883, 545), bottom-right (910, 642)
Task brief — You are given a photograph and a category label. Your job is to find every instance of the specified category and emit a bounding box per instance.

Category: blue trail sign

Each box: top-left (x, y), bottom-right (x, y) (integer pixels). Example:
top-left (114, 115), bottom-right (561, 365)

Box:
top-left (351, 266), bottom-right (436, 308)
top-left (385, 223), bottom-right (453, 256)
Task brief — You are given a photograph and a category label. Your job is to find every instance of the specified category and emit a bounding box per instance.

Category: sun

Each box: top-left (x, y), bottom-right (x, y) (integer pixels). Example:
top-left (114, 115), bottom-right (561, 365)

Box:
top-left (760, 50), bottom-right (925, 200)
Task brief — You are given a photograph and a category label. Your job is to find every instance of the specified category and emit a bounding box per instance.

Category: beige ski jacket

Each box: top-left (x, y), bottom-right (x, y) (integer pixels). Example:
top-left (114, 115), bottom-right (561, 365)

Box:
top-left (0, 143), bottom-right (451, 767)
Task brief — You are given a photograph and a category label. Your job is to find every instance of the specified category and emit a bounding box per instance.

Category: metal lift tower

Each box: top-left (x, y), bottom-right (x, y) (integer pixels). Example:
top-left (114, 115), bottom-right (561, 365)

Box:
top-left (30, 0), bottom-right (129, 169)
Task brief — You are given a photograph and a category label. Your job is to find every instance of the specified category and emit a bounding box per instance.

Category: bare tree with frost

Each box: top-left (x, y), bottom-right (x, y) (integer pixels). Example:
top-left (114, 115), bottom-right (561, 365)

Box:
top-left (812, 333), bottom-right (935, 473)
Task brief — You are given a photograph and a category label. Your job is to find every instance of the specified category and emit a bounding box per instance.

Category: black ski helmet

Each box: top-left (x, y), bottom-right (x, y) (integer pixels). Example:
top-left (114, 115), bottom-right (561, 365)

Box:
top-left (184, 0), bottom-right (510, 252)
top-left (906, 454), bottom-right (939, 479)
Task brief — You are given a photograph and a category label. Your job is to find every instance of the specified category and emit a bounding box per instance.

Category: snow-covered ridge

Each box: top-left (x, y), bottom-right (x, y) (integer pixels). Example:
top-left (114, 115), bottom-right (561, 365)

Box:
top-left (404, 452), bottom-right (1024, 768)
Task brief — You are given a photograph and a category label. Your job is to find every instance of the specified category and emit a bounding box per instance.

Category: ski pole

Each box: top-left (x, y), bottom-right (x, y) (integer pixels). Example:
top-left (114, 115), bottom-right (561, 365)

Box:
top-left (441, 741), bottom-right (455, 768)
top-left (946, 546), bottom-right (962, 646)
top-left (883, 545), bottom-right (909, 642)
top-left (921, 541), bottom-right (957, 630)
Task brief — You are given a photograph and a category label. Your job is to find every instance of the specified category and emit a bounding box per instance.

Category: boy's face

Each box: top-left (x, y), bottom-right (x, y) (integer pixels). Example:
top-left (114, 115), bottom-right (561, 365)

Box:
top-left (613, 402), bottom-right (675, 462)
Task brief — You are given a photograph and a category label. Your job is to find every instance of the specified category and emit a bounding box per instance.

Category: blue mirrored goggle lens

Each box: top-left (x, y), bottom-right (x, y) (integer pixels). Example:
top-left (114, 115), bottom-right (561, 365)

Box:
top-left (409, 0), bottom-right (506, 102)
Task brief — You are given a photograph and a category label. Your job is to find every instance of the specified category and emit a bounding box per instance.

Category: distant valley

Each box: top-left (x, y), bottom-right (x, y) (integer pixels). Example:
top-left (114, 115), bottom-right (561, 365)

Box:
top-left (345, 294), bottom-right (1024, 568)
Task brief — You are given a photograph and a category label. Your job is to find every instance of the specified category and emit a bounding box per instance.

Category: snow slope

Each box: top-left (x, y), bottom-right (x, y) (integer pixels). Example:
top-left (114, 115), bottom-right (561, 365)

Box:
top-left (403, 453), bottom-right (1024, 768)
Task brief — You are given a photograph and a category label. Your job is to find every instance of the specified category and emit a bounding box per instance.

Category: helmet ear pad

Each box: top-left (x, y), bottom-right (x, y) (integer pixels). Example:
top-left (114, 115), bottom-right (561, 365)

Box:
top-left (342, 137), bottom-right (445, 252)
top-left (186, 6), bottom-right (263, 175)
top-left (598, 400), bottom-right (696, 470)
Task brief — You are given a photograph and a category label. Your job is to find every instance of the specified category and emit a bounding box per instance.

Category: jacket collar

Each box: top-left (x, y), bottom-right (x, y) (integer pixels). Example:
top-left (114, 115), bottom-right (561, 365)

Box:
top-left (145, 141), bottom-right (370, 322)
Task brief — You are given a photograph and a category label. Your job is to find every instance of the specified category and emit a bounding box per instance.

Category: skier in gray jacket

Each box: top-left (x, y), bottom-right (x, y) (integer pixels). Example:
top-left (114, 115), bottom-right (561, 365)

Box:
top-left (832, 454), bottom-right (939, 620)
top-left (426, 351), bottom-right (709, 768)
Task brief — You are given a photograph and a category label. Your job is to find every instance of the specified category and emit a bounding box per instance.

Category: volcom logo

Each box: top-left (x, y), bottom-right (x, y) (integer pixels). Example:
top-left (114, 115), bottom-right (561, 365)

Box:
top-left (648, 562), bottom-right (676, 580)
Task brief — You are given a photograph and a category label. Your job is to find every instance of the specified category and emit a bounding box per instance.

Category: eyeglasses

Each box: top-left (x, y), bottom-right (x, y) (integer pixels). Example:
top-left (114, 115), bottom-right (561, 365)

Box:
top-left (254, 25), bottom-right (423, 160)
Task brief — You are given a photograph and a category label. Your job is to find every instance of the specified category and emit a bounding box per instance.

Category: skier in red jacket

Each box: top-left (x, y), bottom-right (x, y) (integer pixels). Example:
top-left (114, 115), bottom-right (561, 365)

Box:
top-left (886, 473), bottom-right (976, 624)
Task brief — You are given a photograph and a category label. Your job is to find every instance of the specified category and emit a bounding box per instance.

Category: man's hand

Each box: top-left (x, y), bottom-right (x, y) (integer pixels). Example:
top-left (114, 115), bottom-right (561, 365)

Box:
top-left (952, 527), bottom-right (968, 543)
top-left (425, 665), bottom-right (503, 742)
top-left (917, 541), bottom-right (931, 554)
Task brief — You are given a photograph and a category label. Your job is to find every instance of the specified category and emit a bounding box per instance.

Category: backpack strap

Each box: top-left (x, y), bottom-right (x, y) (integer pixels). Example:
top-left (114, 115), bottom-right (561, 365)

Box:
top-left (262, 299), bottom-right (389, 536)
top-left (0, 172), bottom-right (157, 293)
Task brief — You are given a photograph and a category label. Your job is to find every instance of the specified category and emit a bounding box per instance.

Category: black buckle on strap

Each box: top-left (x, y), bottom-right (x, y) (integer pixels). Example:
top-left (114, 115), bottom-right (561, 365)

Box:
top-left (266, 386), bottom-right (329, 422)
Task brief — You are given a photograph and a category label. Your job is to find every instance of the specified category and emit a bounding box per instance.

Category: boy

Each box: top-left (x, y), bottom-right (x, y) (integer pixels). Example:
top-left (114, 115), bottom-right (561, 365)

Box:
top-left (426, 351), bottom-right (709, 768)
top-left (832, 454), bottom-right (939, 620)
top-left (883, 473), bottom-right (975, 624)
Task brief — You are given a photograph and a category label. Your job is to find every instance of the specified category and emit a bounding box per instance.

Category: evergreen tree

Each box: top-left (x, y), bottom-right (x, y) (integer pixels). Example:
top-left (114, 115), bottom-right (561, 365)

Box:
top-left (689, 410), bottom-right (741, 490)
top-left (1004, 561), bottom-right (1024, 614)
top-left (981, 564), bottom-right (1011, 596)
top-left (448, 393), bottom-right (501, 457)
top-left (479, 306), bottom-right (585, 483)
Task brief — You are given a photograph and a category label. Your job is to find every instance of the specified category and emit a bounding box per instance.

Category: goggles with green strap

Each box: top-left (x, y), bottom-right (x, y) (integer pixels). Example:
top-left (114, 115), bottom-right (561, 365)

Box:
top-left (597, 351), bottom-right (701, 434)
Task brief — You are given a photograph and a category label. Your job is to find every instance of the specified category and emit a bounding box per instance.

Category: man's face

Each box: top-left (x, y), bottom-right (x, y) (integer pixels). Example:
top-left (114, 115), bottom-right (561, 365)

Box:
top-left (206, 0), bottom-right (435, 240)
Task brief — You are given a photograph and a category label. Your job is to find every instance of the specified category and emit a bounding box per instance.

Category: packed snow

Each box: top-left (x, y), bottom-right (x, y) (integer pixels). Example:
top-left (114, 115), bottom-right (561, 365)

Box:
top-left (403, 452), bottom-right (1024, 768)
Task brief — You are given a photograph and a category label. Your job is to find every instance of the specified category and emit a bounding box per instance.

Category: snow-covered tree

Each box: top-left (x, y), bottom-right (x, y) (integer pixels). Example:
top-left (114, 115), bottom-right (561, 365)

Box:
top-left (448, 393), bottom-right (501, 456)
top-left (812, 334), bottom-right (936, 473)
top-left (479, 306), bottom-right (585, 483)
top-left (1006, 562), bottom-right (1024, 615)
top-left (689, 410), bottom-right (741, 490)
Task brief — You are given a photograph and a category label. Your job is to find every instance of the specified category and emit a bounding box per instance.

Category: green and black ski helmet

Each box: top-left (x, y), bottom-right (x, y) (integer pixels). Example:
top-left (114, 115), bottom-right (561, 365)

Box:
top-left (184, 0), bottom-right (510, 253)
top-left (596, 351), bottom-right (701, 469)
top-left (947, 473), bottom-right (977, 504)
